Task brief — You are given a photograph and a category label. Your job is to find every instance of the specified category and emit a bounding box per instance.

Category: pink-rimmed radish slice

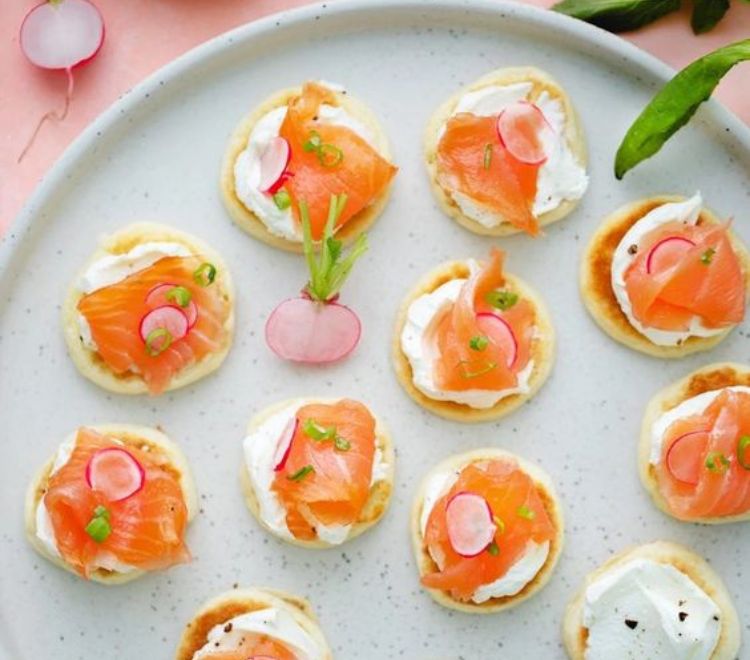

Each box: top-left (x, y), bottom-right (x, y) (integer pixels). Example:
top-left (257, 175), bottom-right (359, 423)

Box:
top-left (145, 283), bottom-right (198, 328)
top-left (20, 0), bottom-right (105, 70)
top-left (85, 447), bottom-right (145, 501)
top-left (265, 297), bottom-right (362, 364)
top-left (476, 312), bottom-right (517, 368)
top-left (273, 417), bottom-right (298, 472)
top-left (259, 136), bottom-right (291, 193)
top-left (496, 101), bottom-right (553, 166)
top-left (666, 429), bottom-right (710, 485)
top-left (645, 236), bottom-right (696, 274)
top-left (139, 305), bottom-right (189, 344)
top-left (445, 491), bottom-right (497, 558)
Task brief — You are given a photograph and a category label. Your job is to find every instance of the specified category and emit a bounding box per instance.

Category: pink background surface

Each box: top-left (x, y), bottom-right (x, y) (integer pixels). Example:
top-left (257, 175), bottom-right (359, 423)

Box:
top-left (1, 0), bottom-right (749, 233)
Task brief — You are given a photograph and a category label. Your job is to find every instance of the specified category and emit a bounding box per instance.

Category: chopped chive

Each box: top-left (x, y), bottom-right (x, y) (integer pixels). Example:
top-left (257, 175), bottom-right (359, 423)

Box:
top-left (303, 418), bottom-right (336, 441)
top-left (705, 451), bottom-right (730, 473)
top-left (458, 359), bottom-right (498, 379)
top-left (317, 143), bottom-right (344, 168)
top-left (165, 285), bottom-right (192, 308)
top-left (334, 436), bottom-right (351, 452)
top-left (303, 130), bottom-right (322, 152)
top-left (738, 436), bottom-right (750, 470)
top-left (493, 515), bottom-right (505, 534)
top-left (288, 465), bottom-right (315, 482)
top-left (485, 290), bottom-right (519, 311)
top-left (273, 188), bottom-right (291, 210)
top-left (145, 327), bottom-right (172, 356)
top-left (517, 505), bottom-right (536, 520)
top-left (487, 540), bottom-right (499, 556)
top-left (469, 335), bottom-right (489, 352)
top-left (483, 144), bottom-right (492, 170)
top-left (193, 262), bottom-right (217, 286)
top-left (85, 505), bottom-right (112, 543)
top-left (700, 247), bottom-right (716, 265)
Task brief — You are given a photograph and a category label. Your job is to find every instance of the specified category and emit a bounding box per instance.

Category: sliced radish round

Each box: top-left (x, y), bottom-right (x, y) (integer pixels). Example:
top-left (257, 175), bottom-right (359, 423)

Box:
top-left (496, 101), bottom-right (553, 165)
top-left (20, 0), bottom-right (105, 70)
top-left (139, 306), bottom-right (189, 345)
top-left (265, 297), bottom-right (362, 364)
top-left (445, 491), bottom-right (497, 558)
top-left (476, 312), bottom-right (518, 368)
top-left (645, 236), bottom-right (696, 274)
top-left (85, 447), bottom-right (145, 501)
top-left (666, 430), bottom-right (710, 485)
top-left (273, 417), bottom-right (298, 472)
top-left (259, 136), bottom-right (291, 193)
top-left (145, 283), bottom-right (198, 328)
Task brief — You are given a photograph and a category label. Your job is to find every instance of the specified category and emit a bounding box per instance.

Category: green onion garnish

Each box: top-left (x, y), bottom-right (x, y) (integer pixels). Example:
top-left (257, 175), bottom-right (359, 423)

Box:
top-left (303, 419), bottom-right (336, 441)
top-left (145, 328), bottom-right (173, 356)
top-left (487, 540), bottom-right (500, 556)
top-left (318, 143), bottom-right (344, 168)
top-left (705, 451), bottom-right (730, 473)
top-left (334, 436), bottom-right (351, 452)
top-left (273, 188), bottom-right (292, 210)
top-left (303, 130), bottom-right (322, 152)
top-left (738, 436), bottom-right (750, 470)
top-left (469, 335), bottom-right (489, 352)
top-left (493, 515), bottom-right (505, 534)
top-left (165, 286), bottom-right (192, 308)
top-left (485, 290), bottom-right (519, 311)
top-left (483, 144), bottom-right (492, 170)
top-left (458, 359), bottom-right (498, 379)
top-left (701, 247), bottom-right (716, 265)
top-left (517, 505), bottom-right (536, 520)
top-left (85, 505), bottom-right (112, 543)
top-left (193, 262), bottom-right (217, 286)
top-left (288, 465), bottom-right (315, 482)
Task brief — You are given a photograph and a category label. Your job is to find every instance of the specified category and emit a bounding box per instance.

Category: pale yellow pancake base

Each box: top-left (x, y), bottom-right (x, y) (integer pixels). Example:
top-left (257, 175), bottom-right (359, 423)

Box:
top-left (580, 195), bottom-right (750, 358)
top-left (220, 85), bottom-right (394, 253)
top-left (62, 222), bottom-right (235, 395)
top-left (562, 541), bottom-right (741, 660)
top-left (424, 66), bottom-right (587, 236)
top-left (639, 362), bottom-right (750, 525)
top-left (392, 259), bottom-right (555, 422)
top-left (240, 397), bottom-right (395, 549)
top-left (410, 448), bottom-right (564, 613)
top-left (24, 424), bottom-right (199, 586)
top-left (175, 587), bottom-right (332, 660)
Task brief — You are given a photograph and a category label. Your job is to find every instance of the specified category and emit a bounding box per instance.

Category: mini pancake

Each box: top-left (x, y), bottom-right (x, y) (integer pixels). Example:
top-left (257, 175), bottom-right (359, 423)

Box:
top-left (562, 541), bottom-right (740, 660)
top-left (411, 447), bottom-right (564, 613)
top-left (62, 222), bottom-right (235, 395)
top-left (175, 587), bottom-right (332, 660)
top-left (240, 397), bottom-right (395, 549)
top-left (580, 195), bottom-right (750, 358)
top-left (425, 65), bottom-right (587, 236)
top-left (639, 361), bottom-right (750, 525)
top-left (220, 85), bottom-right (394, 252)
top-left (393, 259), bottom-right (555, 422)
top-left (25, 423), bottom-right (198, 586)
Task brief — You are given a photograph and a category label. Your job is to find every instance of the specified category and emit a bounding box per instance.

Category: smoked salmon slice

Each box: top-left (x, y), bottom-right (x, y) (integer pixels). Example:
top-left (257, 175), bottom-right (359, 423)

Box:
top-left (272, 399), bottom-right (376, 541)
top-left (200, 634), bottom-right (295, 660)
top-left (43, 428), bottom-right (190, 577)
top-left (436, 113), bottom-right (541, 235)
top-left (77, 255), bottom-right (229, 394)
top-left (625, 221), bottom-right (745, 331)
top-left (431, 249), bottom-right (535, 392)
top-left (656, 389), bottom-right (750, 519)
top-left (278, 82), bottom-right (397, 241)
top-left (422, 459), bottom-right (555, 601)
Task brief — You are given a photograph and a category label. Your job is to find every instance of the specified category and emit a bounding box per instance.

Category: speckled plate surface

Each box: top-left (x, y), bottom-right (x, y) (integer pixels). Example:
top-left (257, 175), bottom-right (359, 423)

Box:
top-left (2, 1), bottom-right (750, 658)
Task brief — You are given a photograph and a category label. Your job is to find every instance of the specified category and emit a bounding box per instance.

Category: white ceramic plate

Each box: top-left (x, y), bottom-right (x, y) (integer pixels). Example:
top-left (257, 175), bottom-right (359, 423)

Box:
top-left (2, 1), bottom-right (749, 658)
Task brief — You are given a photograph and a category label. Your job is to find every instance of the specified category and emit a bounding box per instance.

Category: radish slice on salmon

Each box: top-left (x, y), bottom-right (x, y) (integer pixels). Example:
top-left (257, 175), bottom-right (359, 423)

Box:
top-left (445, 492), bottom-right (497, 558)
top-left (85, 447), bottom-right (145, 501)
top-left (259, 136), bottom-right (291, 193)
top-left (476, 312), bottom-right (518, 368)
top-left (645, 236), bottom-right (696, 274)
top-left (139, 305), bottom-right (189, 354)
top-left (496, 101), bottom-right (552, 165)
top-left (273, 418), bottom-right (298, 471)
top-left (665, 430), bottom-right (709, 485)
top-left (265, 193), bottom-right (366, 364)
top-left (145, 283), bottom-right (198, 328)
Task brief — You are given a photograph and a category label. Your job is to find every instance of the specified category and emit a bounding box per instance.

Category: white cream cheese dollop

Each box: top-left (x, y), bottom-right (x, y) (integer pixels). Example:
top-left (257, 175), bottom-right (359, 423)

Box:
top-left (192, 607), bottom-right (325, 660)
top-left (649, 385), bottom-right (750, 464)
top-left (400, 261), bottom-right (534, 409)
top-left (233, 83), bottom-right (378, 242)
top-left (611, 193), bottom-right (727, 347)
top-left (582, 558), bottom-right (721, 660)
top-left (443, 82), bottom-right (588, 227)
top-left (243, 401), bottom-right (388, 545)
top-left (418, 465), bottom-right (549, 603)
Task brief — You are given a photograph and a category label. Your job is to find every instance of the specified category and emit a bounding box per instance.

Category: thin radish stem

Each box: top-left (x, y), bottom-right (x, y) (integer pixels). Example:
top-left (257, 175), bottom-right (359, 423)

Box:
top-left (18, 66), bottom-right (75, 163)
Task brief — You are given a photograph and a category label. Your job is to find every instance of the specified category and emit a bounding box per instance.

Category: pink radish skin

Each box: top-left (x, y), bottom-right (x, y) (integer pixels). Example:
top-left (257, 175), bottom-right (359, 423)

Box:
top-left (496, 101), bottom-right (553, 165)
top-left (445, 491), bottom-right (497, 558)
top-left (645, 236), bottom-right (696, 274)
top-left (475, 312), bottom-right (518, 368)
top-left (145, 283), bottom-right (198, 329)
top-left (85, 447), bottom-right (145, 501)
top-left (273, 417), bottom-right (298, 472)
top-left (666, 429), bottom-right (710, 486)
top-left (265, 297), bottom-right (362, 364)
top-left (139, 306), bottom-right (189, 344)
top-left (259, 136), bottom-right (292, 193)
